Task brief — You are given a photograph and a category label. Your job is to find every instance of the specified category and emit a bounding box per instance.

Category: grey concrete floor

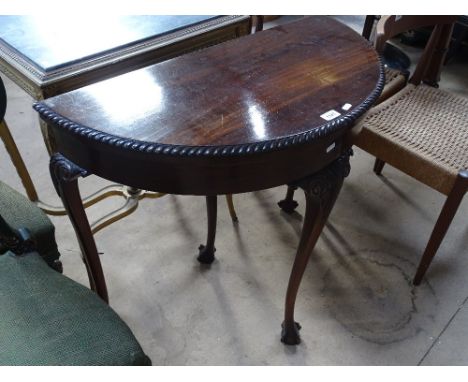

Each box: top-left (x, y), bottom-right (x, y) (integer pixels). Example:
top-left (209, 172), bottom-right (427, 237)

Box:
top-left (1, 16), bottom-right (467, 365)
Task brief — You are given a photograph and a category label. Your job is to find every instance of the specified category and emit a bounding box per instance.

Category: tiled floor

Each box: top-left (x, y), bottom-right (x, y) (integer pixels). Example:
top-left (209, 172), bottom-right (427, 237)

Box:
top-left (1, 16), bottom-right (467, 365)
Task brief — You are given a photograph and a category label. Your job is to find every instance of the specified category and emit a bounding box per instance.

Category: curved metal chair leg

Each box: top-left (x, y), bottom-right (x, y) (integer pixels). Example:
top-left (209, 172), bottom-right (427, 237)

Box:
top-left (225, 194), bottom-right (238, 222)
top-left (90, 196), bottom-right (139, 235)
top-left (1, 119), bottom-right (39, 202)
top-left (89, 187), bottom-right (165, 234)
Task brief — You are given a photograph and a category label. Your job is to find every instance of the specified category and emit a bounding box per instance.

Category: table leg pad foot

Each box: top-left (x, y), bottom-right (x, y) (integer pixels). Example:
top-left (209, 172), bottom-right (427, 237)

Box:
top-left (278, 199), bottom-right (299, 214)
top-left (197, 244), bottom-right (216, 264)
top-left (281, 321), bottom-right (302, 345)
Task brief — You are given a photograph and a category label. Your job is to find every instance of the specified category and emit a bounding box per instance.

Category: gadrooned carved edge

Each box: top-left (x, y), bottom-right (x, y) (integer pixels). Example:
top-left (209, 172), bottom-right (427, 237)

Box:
top-left (34, 60), bottom-right (385, 159)
top-left (49, 153), bottom-right (88, 196)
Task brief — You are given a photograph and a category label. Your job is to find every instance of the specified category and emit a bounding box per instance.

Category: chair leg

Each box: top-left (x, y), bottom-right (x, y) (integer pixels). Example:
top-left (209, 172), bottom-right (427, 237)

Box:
top-left (225, 194), bottom-right (238, 222)
top-left (413, 170), bottom-right (468, 285)
top-left (373, 158), bottom-right (386, 175)
top-left (254, 16), bottom-right (264, 32)
top-left (362, 15), bottom-right (377, 40)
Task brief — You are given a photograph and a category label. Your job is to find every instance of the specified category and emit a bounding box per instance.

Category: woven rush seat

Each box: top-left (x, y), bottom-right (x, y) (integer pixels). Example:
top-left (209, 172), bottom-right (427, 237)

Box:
top-left (355, 83), bottom-right (468, 195)
top-left (378, 66), bottom-right (407, 104)
top-left (385, 66), bottom-right (403, 84)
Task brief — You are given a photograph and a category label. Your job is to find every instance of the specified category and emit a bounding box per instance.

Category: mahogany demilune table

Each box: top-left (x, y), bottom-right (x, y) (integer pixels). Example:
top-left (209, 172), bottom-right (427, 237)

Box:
top-left (34, 16), bottom-right (384, 345)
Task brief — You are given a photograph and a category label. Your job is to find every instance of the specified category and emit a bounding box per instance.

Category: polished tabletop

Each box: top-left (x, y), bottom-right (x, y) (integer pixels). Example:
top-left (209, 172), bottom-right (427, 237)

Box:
top-left (0, 16), bottom-right (217, 71)
top-left (38, 16), bottom-right (381, 149)
top-left (36, 16), bottom-right (383, 196)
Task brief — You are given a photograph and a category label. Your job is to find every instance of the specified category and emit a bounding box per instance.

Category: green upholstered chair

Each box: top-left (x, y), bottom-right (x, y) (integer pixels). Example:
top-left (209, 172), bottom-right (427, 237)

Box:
top-left (0, 210), bottom-right (151, 365)
top-left (0, 249), bottom-right (151, 366)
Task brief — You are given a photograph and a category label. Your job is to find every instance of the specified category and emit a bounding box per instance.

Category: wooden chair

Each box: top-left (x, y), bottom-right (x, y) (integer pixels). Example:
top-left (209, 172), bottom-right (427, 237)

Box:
top-left (362, 15), bottom-right (409, 103)
top-left (353, 15), bottom-right (466, 285)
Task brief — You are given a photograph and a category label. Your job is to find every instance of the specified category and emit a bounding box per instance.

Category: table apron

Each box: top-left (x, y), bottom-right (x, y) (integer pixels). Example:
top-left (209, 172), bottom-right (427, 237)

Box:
top-left (49, 125), bottom-right (346, 195)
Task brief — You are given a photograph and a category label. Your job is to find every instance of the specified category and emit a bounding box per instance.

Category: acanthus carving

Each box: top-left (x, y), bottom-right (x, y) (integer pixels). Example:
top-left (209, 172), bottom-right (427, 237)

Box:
top-left (49, 153), bottom-right (88, 197)
top-left (293, 149), bottom-right (352, 205)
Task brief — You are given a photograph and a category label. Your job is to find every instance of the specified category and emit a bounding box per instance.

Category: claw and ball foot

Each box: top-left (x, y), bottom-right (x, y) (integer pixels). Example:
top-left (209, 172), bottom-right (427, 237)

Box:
top-left (278, 185), bottom-right (299, 213)
top-left (197, 244), bottom-right (216, 264)
top-left (281, 321), bottom-right (302, 345)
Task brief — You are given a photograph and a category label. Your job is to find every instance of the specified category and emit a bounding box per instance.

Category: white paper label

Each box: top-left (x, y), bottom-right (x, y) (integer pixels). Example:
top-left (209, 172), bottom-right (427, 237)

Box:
top-left (326, 142), bottom-right (336, 153)
top-left (342, 103), bottom-right (352, 111)
top-left (320, 109), bottom-right (341, 121)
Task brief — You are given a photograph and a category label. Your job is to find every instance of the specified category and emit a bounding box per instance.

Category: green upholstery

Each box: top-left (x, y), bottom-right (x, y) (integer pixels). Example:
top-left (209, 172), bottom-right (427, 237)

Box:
top-left (0, 251), bottom-right (151, 365)
top-left (0, 180), bottom-right (60, 266)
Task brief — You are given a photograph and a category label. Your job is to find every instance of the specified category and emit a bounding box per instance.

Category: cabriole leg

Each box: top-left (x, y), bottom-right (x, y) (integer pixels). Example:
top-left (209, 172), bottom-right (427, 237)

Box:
top-left (197, 195), bottom-right (218, 264)
top-left (50, 153), bottom-right (109, 302)
top-left (281, 151), bottom-right (351, 345)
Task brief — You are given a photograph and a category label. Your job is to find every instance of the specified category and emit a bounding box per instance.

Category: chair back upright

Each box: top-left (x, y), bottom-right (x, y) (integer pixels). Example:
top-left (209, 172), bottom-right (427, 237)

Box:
top-left (375, 16), bottom-right (457, 85)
